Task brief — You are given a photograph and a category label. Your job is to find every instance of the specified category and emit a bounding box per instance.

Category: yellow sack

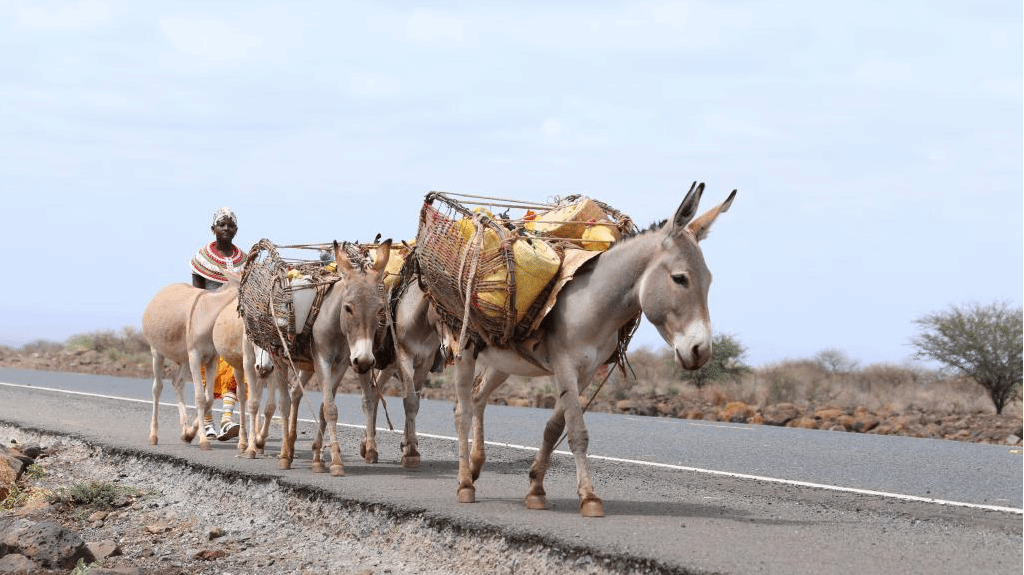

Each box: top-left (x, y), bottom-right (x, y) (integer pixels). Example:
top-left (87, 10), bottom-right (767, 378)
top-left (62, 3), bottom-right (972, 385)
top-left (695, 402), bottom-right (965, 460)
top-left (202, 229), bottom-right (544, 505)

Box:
top-left (524, 198), bottom-right (607, 240)
top-left (476, 238), bottom-right (560, 324)
top-left (581, 221), bottom-right (621, 251)
top-left (381, 243), bottom-right (411, 290)
top-left (456, 208), bottom-right (500, 252)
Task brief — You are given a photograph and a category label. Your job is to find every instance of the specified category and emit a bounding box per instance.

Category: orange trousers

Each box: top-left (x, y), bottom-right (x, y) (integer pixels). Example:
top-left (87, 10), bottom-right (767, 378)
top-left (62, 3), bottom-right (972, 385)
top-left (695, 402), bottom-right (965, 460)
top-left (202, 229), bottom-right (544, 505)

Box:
top-left (200, 358), bottom-right (237, 399)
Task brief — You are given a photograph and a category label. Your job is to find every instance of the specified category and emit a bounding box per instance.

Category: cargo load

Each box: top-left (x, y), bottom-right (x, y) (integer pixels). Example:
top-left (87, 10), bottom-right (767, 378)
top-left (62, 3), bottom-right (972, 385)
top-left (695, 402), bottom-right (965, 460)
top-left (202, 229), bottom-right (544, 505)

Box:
top-left (414, 192), bottom-right (636, 348)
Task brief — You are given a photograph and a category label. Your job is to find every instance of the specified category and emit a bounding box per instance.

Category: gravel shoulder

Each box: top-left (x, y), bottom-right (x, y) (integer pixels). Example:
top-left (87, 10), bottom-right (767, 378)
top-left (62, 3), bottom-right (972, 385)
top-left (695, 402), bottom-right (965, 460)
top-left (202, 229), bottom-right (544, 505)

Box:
top-left (3, 424), bottom-right (679, 575)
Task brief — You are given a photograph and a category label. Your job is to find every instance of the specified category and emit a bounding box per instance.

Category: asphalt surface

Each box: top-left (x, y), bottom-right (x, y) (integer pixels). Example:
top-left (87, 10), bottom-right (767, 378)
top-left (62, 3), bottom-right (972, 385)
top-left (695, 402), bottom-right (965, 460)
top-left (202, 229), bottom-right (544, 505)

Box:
top-left (1, 367), bottom-right (1021, 575)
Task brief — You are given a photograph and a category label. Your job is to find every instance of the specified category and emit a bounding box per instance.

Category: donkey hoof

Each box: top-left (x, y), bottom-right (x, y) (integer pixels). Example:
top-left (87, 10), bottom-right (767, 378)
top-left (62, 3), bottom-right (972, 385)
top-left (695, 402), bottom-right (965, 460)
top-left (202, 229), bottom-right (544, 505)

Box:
top-left (525, 494), bottom-right (548, 510)
top-left (149, 436), bottom-right (158, 446)
top-left (363, 450), bottom-right (378, 464)
top-left (580, 498), bottom-right (605, 518)
top-left (199, 441), bottom-right (212, 451)
top-left (278, 459), bottom-right (292, 470)
top-left (401, 455), bottom-right (421, 468)
top-left (457, 486), bottom-right (476, 504)
top-left (245, 450), bottom-right (257, 460)
top-left (311, 462), bottom-right (327, 473)
top-left (330, 464), bottom-right (345, 477)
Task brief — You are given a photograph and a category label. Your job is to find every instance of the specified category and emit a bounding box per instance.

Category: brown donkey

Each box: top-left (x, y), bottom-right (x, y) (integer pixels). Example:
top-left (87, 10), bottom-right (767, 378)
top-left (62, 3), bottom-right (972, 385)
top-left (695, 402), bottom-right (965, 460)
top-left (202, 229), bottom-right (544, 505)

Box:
top-left (141, 275), bottom-right (240, 450)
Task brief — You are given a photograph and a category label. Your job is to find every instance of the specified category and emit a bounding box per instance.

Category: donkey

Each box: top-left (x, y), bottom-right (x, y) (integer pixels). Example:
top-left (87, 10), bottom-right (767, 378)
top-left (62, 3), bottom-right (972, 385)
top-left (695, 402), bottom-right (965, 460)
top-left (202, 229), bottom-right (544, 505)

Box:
top-left (428, 183), bottom-right (735, 517)
top-left (211, 299), bottom-right (276, 456)
top-left (141, 276), bottom-right (240, 450)
top-left (265, 240), bottom-right (392, 476)
top-left (372, 277), bottom-right (442, 468)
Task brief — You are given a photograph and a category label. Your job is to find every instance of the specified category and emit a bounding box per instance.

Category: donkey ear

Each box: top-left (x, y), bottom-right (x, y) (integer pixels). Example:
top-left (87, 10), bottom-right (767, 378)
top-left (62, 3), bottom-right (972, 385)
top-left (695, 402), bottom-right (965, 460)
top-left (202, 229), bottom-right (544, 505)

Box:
top-left (371, 239), bottom-right (393, 273)
top-left (332, 241), bottom-right (355, 274)
top-left (687, 189), bottom-right (736, 242)
top-left (668, 181), bottom-right (704, 235)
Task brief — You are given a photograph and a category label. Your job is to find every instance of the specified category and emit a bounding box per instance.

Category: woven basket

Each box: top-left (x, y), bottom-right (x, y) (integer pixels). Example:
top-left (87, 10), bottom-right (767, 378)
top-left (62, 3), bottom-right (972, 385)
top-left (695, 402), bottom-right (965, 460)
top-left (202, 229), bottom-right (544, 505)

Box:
top-left (415, 194), bottom-right (558, 347)
top-left (238, 239), bottom-right (340, 363)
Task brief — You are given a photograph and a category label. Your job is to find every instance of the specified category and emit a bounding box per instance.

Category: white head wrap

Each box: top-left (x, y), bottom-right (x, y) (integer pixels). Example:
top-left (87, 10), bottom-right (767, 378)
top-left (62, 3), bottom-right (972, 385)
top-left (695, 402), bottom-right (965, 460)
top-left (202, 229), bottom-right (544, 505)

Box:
top-left (212, 207), bottom-right (237, 227)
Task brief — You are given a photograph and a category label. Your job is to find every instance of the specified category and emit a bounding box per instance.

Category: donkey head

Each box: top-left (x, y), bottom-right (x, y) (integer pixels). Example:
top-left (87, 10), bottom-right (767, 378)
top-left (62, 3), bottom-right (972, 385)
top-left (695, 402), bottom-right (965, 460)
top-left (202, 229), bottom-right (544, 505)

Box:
top-left (639, 182), bottom-right (735, 370)
top-left (333, 239), bottom-right (392, 373)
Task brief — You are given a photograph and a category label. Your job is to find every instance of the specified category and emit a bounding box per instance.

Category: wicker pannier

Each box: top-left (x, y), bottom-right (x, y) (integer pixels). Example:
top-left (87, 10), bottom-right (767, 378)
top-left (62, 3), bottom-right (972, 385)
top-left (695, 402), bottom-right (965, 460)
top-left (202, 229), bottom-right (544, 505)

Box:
top-left (237, 239), bottom-right (340, 364)
top-left (416, 194), bottom-right (558, 348)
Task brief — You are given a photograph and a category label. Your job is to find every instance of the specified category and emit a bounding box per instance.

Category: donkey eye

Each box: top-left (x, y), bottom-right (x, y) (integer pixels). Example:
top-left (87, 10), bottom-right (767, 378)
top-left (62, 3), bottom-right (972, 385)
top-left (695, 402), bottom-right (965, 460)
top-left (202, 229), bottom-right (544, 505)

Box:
top-left (671, 273), bottom-right (689, 288)
top-left (344, 304), bottom-right (354, 315)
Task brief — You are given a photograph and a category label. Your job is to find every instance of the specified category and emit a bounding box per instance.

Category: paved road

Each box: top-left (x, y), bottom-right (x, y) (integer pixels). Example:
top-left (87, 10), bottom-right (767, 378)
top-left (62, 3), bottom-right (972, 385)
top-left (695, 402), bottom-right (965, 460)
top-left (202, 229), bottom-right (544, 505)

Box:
top-left (1, 368), bottom-right (1021, 574)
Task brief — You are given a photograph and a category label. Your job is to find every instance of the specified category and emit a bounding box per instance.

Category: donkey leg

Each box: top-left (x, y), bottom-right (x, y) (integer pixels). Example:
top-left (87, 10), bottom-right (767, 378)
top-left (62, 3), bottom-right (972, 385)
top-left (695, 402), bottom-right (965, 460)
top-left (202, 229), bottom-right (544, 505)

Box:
top-left (321, 367), bottom-right (346, 476)
top-left (471, 367), bottom-right (509, 480)
top-left (148, 350), bottom-right (164, 445)
top-left (233, 366), bottom-right (248, 454)
top-left (558, 377), bottom-right (604, 518)
top-left (187, 357), bottom-right (213, 450)
top-left (310, 401), bottom-right (328, 473)
top-left (243, 363), bottom-right (263, 459)
top-left (391, 352), bottom-right (422, 468)
top-left (525, 406), bottom-right (565, 511)
top-left (280, 377), bottom-right (301, 470)
top-left (400, 360), bottom-right (424, 468)
top-left (357, 372), bottom-right (379, 464)
top-left (453, 352), bottom-right (477, 503)
top-left (171, 365), bottom-right (194, 443)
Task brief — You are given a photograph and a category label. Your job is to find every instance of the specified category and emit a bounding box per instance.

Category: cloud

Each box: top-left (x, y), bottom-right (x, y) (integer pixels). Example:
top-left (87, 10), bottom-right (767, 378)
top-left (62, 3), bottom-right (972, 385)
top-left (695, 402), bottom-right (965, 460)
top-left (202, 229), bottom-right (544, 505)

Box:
top-left (7, 0), bottom-right (113, 31)
top-left (158, 15), bottom-right (266, 65)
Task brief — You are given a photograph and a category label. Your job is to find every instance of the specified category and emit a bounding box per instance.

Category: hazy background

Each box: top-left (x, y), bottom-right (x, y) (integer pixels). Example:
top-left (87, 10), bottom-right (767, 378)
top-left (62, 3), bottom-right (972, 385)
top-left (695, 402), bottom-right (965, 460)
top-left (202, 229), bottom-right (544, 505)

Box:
top-left (1, 1), bottom-right (1020, 367)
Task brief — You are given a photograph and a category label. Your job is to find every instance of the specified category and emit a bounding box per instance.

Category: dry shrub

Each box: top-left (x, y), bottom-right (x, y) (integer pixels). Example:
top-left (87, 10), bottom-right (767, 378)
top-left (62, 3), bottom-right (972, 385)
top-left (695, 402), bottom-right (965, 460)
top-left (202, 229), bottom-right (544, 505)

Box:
top-left (19, 339), bottom-right (64, 355)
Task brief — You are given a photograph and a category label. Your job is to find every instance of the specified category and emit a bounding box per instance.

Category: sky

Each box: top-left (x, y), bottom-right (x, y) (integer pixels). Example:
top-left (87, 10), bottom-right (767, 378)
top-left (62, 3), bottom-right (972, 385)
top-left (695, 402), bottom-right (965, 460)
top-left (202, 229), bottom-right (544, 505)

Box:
top-left (1, 1), bottom-right (1020, 369)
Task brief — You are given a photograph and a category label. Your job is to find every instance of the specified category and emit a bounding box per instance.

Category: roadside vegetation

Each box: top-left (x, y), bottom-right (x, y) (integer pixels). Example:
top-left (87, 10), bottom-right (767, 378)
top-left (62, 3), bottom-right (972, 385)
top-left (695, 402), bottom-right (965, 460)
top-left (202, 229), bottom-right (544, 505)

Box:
top-left (1, 300), bottom-right (1020, 434)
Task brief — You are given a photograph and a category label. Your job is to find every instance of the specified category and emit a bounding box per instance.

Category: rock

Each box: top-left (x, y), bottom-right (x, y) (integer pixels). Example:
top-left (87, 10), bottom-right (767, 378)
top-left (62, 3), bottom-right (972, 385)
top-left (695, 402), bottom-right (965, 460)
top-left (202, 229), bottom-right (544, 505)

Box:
top-left (762, 403), bottom-right (801, 426)
top-left (0, 518), bottom-right (94, 569)
top-left (719, 401), bottom-right (753, 423)
top-left (814, 407), bottom-right (845, 423)
top-left (193, 548), bottom-right (229, 561)
top-left (88, 510), bottom-right (109, 523)
top-left (145, 522), bottom-right (172, 534)
top-left (789, 416), bottom-right (819, 430)
top-left (87, 539), bottom-right (122, 560)
top-left (850, 415), bottom-right (879, 433)
top-left (0, 552), bottom-right (40, 574)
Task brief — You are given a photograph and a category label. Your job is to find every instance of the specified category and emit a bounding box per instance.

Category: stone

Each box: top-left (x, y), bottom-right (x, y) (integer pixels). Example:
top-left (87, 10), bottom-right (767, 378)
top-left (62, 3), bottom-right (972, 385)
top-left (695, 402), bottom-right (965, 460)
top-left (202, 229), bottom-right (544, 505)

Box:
top-left (145, 522), bottom-right (172, 534)
top-left (0, 553), bottom-right (39, 574)
top-left (0, 518), bottom-right (94, 569)
top-left (762, 403), bottom-right (801, 426)
top-left (719, 401), bottom-right (752, 423)
top-left (87, 539), bottom-right (122, 560)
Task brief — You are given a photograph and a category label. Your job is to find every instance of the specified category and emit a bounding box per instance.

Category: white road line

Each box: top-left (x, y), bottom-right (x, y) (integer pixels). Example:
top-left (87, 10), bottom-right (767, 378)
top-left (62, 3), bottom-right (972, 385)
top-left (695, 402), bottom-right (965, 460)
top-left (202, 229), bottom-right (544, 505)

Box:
top-left (3, 381), bottom-right (1021, 515)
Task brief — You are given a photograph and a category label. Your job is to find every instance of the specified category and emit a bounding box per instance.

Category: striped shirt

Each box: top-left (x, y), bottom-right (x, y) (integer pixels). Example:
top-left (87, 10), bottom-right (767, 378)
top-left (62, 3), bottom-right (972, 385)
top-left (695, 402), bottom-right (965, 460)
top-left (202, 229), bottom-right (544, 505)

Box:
top-left (190, 242), bottom-right (246, 285)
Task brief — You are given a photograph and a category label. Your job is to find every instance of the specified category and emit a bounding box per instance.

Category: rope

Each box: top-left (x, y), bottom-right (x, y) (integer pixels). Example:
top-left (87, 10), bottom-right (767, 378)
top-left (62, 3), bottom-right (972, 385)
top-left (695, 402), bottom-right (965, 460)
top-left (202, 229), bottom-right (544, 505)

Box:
top-left (552, 364), bottom-right (616, 452)
top-left (454, 212), bottom-right (485, 358)
top-left (371, 369), bottom-right (394, 430)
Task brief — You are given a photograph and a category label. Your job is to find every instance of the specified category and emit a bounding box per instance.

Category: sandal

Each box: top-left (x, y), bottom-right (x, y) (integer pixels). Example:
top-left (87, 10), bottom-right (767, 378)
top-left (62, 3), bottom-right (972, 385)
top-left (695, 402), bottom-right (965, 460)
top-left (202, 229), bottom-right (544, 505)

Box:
top-left (217, 421), bottom-right (239, 441)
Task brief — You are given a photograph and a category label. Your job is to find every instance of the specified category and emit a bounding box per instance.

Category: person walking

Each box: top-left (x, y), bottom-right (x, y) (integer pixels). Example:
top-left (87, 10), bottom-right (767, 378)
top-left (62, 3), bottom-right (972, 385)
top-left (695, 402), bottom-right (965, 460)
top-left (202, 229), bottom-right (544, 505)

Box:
top-left (190, 206), bottom-right (246, 441)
